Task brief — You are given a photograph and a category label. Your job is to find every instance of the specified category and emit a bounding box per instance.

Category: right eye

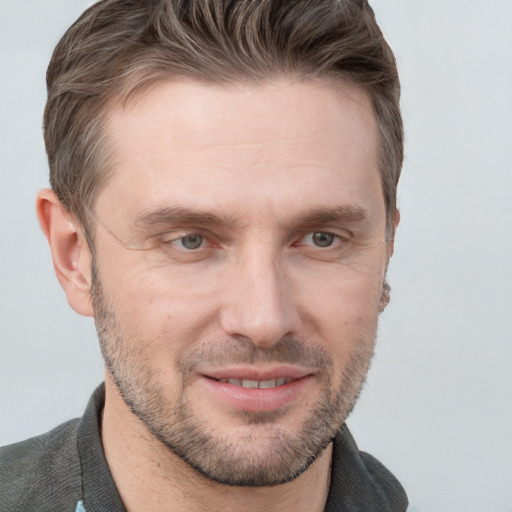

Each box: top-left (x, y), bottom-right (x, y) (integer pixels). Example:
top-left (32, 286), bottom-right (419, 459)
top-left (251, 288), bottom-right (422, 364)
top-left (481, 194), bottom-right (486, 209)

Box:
top-left (177, 234), bottom-right (204, 250)
top-left (160, 233), bottom-right (206, 250)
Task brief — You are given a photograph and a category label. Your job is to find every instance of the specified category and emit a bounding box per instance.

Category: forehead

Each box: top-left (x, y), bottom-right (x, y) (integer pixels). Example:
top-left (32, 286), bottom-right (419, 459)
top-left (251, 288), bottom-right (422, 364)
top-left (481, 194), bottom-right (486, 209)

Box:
top-left (97, 78), bottom-right (382, 226)
top-left (109, 78), bottom-right (377, 158)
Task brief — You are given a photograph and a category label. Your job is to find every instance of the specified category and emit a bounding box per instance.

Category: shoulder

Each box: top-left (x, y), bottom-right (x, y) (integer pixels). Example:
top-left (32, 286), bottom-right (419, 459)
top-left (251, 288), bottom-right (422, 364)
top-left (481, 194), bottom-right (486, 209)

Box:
top-left (327, 425), bottom-right (408, 512)
top-left (0, 419), bottom-right (82, 512)
top-left (359, 451), bottom-right (408, 510)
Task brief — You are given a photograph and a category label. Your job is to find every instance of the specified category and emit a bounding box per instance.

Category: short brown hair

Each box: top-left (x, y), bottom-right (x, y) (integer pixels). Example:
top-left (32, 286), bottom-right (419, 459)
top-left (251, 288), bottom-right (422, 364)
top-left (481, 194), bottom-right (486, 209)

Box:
top-left (44, 0), bottom-right (403, 238)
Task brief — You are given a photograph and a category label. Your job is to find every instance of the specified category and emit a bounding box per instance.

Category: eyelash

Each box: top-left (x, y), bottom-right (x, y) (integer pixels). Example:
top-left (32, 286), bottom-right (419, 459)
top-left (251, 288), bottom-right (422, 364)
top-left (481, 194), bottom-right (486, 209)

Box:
top-left (295, 232), bottom-right (348, 249)
top-left (158, 230), bottom-right (350, 251)
top-left (160, 232), bottom-right (209, 250)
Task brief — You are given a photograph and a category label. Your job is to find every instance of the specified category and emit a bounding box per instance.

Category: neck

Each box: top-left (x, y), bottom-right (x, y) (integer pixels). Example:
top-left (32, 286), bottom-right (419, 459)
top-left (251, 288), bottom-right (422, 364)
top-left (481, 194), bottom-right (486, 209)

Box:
top-left (101, 379), bottom-right (332, 512)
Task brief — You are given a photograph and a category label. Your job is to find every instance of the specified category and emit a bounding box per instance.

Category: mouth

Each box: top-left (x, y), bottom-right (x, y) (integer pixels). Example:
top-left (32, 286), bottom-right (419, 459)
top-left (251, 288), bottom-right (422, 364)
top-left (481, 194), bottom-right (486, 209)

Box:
top-left (215, 377), bottom-right (293, 389)
top-left (198, 367), bottom-right (314, 413)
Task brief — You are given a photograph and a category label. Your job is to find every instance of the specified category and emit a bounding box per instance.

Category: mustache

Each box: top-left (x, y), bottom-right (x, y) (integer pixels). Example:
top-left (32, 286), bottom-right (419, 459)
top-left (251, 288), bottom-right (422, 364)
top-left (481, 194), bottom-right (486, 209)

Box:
top-left (178, 335), bottom-right (333, 374)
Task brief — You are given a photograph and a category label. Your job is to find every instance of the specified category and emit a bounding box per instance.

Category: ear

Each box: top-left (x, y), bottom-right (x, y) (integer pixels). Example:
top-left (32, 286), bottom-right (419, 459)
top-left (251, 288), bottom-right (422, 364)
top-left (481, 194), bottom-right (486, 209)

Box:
top-left (387, 208), bottom-right (400, 258)
top-left (380, 209), bottom-right (400, 313)
top-left (36, 189), bottom-right (94, 317)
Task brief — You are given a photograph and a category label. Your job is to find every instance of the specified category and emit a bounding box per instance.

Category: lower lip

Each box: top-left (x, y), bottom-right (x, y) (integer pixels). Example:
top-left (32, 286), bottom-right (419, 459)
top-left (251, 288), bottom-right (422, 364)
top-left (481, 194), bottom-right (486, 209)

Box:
top-left (198, 376), bottom-right (313, 412)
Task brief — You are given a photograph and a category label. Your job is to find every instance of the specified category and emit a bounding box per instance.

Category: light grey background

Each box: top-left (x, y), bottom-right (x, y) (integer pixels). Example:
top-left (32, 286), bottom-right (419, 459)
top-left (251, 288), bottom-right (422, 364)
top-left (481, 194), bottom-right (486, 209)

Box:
top-left (1, 1), bottom-right (511, 511)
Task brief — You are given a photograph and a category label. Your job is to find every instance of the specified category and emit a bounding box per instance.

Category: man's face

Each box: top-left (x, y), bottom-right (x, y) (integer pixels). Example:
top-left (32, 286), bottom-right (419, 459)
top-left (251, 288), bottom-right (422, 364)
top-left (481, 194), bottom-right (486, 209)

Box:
top-left (91, 79), bottom-right (391, 486)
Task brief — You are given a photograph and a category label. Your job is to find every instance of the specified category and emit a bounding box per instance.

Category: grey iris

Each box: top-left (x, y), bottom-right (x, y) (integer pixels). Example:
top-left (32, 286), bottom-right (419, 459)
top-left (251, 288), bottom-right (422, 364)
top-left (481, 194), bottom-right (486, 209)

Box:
top-left (313, 232), bottom-right (334, 247)
top-left (182, 234), bottom-right (203, 249)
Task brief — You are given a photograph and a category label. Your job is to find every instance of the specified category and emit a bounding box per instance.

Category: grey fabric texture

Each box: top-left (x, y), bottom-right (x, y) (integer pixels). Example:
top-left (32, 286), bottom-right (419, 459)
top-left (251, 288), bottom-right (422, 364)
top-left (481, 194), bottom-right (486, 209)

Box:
top-left (1, 385), bottom-right (407, 511)
top-left (0, 418), bottom-right (82, 511)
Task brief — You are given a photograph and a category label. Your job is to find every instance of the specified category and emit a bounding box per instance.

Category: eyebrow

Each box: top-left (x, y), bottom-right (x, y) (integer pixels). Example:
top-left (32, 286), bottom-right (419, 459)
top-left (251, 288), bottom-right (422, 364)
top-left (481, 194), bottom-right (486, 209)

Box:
top-left (133, 204), bottom-right (369, 231)
top-left (133, 206), bottom-right (237, 230)
top-left (292, 206), bottom-right (369, 228)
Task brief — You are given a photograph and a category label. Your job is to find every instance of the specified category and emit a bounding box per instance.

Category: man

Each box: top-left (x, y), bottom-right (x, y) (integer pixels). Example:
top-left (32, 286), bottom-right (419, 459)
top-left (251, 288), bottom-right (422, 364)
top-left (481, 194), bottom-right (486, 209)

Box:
top-left (0, 0), bottom-right (407, 510)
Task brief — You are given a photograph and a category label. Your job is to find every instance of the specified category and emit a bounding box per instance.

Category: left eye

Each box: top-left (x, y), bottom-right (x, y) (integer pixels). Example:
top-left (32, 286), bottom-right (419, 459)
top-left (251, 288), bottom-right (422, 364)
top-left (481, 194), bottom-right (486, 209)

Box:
top-left (302, 232), bottom-right (337, 247)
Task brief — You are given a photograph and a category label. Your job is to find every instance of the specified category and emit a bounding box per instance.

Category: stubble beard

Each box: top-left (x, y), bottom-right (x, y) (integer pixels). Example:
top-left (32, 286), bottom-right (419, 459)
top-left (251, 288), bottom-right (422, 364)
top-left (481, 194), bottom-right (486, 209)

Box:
top-left (91, 268), bottom-right (378, 487)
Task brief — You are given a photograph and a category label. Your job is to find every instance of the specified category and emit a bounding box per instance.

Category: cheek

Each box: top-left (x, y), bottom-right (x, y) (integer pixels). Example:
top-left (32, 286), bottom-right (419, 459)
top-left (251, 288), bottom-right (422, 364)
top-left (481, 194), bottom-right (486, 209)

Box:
top-left (297, 270), bottom-right (383, 361)
top-left (106, 267), bottom-right (220, 358)
top-left (301, 266), bottom-right (384, 320)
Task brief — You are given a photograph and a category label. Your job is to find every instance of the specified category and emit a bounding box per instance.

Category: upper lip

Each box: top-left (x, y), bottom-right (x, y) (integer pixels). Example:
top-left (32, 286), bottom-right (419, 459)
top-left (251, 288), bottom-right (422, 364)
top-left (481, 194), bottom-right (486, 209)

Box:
top-left (200, 365), bottom-right (313, 381)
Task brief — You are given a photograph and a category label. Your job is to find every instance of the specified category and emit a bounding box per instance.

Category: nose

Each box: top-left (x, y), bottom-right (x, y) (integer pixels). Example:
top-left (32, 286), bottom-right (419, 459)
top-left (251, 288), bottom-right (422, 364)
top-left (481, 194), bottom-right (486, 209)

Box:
top-left (219, 250), bottom-right (300, 347)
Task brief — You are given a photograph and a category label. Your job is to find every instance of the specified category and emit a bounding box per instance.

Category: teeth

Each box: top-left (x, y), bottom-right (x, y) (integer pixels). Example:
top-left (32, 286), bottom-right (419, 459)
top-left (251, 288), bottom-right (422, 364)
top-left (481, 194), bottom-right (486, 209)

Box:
top-left (219, 378), bottom-right (291, 388)
top-left (241, 379), bottom-right (259, 388)
top-left (258, 379), bottom-right (276, 389)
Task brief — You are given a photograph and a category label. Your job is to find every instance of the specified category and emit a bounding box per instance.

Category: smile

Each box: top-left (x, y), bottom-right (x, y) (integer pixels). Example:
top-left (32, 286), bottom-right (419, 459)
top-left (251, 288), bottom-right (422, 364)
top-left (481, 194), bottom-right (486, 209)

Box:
top-left (199, 371), bottom-right (313, 412)
top-left (217, 378), bottom-right (293, 389)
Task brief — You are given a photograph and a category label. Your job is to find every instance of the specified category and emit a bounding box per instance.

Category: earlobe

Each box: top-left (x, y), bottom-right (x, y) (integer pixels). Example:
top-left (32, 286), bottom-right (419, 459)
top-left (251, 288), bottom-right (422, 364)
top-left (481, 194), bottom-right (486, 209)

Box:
top-left (380, 209), bottom-right (400, 313)
top-left (387, 208), bottom-right (400, 258)
top-left (379, 279), bottom-right (391, 313)
top-left (393, 209), bottom-right (400, 233)
top-left (36, 189), bottom-right (94, 317)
